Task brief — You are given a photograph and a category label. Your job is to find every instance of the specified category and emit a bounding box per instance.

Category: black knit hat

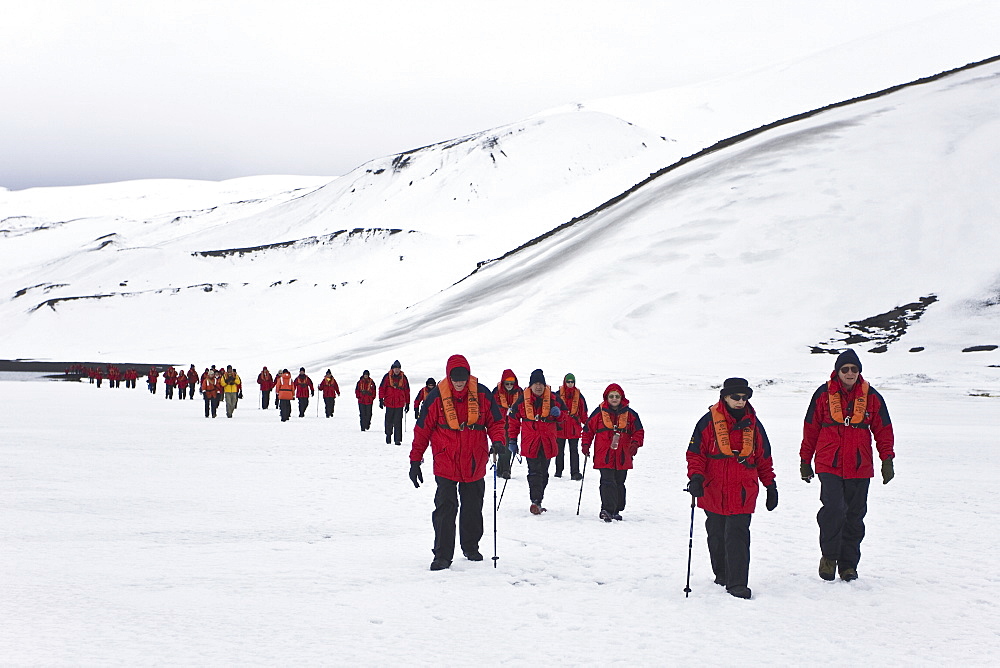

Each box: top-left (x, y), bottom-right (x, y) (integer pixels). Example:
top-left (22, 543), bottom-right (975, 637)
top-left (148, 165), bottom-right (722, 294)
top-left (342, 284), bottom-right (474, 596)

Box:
top-left (426, 377), bottom-right (436, 387)
top-left (391, 360), bottom-right (401, 369)
top-left (720, 377), bottom-right (753, 400)
top-left (834, 349), bottom-right (862, 373)
top-left (529, 369), bottom-right (546, 386)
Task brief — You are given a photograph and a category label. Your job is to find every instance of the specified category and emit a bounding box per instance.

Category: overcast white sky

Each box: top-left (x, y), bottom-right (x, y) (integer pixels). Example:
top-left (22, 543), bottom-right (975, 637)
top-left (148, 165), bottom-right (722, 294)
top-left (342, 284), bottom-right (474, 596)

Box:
top-left (0, 0), bottom-right (981, 190)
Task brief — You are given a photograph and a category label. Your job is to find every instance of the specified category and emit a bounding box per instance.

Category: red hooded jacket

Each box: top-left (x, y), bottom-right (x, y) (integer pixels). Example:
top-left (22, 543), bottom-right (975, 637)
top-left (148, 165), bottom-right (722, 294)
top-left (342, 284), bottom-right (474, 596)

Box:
top-left (507, 384), bottom-right (569, 460)
top-left (319, 375), bottom-right (341, 398)
top-left (557, 382), bottom-right (589, 440)
top-left (379, 368), bottom-right (410, 408)
top-left (410, 355), bottom-right (505, 483)
top-left (582, 384), bottom-right (644, 470)
top-left (492, 370), bottom-right (521, 442)
top-left (687, 399), bottom-right (776, 515)
top-left (800, 371), bottom-right (894, 479)
top-left (355, 375), bottom-right (376, 405)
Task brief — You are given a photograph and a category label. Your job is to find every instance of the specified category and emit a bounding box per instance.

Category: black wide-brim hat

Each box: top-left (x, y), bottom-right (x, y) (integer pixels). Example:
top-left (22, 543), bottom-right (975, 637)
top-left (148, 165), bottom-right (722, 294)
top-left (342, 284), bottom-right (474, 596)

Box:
top-left (720, 377), bottom-right (753, 399)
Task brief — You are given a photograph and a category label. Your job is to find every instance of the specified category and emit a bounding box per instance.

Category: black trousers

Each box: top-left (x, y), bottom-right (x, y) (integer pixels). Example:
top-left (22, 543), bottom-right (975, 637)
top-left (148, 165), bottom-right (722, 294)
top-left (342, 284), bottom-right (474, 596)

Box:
top-left (818, 472), bottom-right (870, 568)
top-left (526, 446), bottom-right (550, 504)
top-left (359, 403), bottom-right (373, 430)
top-left (385, 406), bottom-right (404, 443)
top-left (279, 398), bottom-right (292, 421)
top-left (261, 390), bottom-right (271, 409)
top-left (555, 438), bottom-right (581, 476)
top-left (598, 468), bottom-right (628, 513)
top-left (204, 396), bottom-right (219, 418)
top-left (705, 511), bottom-right (752, 589)
top-left (496, 449), bottom-right (512, 478)
top-left (178, 386), bottom-right (187, 400)
top-left (432, 476), bottom-right (485, 562)
top-left (324, 396), bottom-right (336, 417)
top-left (298, 396), bottom-right (310, 417)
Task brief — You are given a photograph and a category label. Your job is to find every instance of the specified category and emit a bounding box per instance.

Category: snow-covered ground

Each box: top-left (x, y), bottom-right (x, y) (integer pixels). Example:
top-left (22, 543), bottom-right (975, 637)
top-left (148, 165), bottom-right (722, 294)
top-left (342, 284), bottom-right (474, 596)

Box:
top-left (3, 374), bottom-right (998, 664)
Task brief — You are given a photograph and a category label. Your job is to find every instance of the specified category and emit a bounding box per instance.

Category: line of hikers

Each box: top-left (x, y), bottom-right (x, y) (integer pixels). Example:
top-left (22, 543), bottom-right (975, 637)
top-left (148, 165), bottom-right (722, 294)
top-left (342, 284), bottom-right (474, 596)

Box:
top-left (404, 350), bottom-right (895, 603)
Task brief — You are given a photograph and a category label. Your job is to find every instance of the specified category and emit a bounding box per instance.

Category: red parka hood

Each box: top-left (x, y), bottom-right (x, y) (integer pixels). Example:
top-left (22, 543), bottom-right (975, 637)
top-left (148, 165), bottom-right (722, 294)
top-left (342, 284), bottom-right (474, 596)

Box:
top-left (500, 369), bottom-right (518, 385)
top-left (445, 355), bottom-right (472, 392)
top-left (603, 383), bottom-right (630, 408)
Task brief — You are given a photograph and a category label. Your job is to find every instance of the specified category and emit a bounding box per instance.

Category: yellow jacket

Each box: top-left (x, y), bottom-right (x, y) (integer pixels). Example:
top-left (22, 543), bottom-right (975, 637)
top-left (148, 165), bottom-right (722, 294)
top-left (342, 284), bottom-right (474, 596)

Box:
top-left (220, 372), bottom-right (242, 393)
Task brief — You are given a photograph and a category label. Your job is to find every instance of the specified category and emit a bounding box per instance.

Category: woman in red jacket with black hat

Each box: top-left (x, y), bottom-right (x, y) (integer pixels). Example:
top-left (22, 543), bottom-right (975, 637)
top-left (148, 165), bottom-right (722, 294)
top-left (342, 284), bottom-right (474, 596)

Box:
top-left (687, 377), bottom-right (777, 600)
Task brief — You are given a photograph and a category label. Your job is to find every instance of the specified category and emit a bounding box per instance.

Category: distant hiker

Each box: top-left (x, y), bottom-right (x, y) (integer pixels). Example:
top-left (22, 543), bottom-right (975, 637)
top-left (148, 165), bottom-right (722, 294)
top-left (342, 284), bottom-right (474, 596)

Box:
top-left (176, 368), bottom-right (189, 399)
top-left (201, 370), bottom-right (223, 418)
top-left (94, 367), bottom-right (104, 388)
top-left (491, 370), bottom-right (521, 479)
top-left (274, 369), bottom-right (294, 422)
top-left (801, 349), bottom-right (894, 583)
top-left (164, 366), bottom-right (178, 399)
top-left (125, 367), bottom-right (138, 389)
top-left (185, 366), bottom-right (198, 399)
top-left (379, 360), bottom-right (410, 445)
top-left (408, 354), bottom-right (506, 571)
top-left (147, 367), bottom-right (158, 394)
top-left (556, 373), bottom-right (588, 480)
top-left (413, 378), bottom-right (436, 415)
top-left (506, 369), bottom-right (568, 515)
top-left (355, 370), bottom-right (376, 431)
top-left (687, 378), bottom-right (777, 600)
top-left (294, 367), bottom-right (314, 418)
top-left (221, 365), bottom-right (242, 418)
top-left (257, 366), bottom-right (274, 409)
top-left (319, 370), bottom-right (341, 417)
top-left (582, 383), bottom-right (644, 522)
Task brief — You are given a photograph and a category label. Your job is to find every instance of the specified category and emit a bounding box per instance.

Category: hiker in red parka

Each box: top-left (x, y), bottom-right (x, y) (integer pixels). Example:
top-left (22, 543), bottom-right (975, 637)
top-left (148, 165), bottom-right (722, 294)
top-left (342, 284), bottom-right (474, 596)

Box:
top-left (200, 369), bottom-right (223, 418)
top-left (257, 366), bottom-right (274, 410)
top-left (355, 370), bottom-right (376, 431)
top-left (147, 367), bottom-right (158, 394)
top-left (185, 366), bottom-right (197, 399)
top-left (294, 367), bottom-right (314, 418)
top-left (409, 354), bottom-right (506, 571)
top-left (94, 367), bottom-right (104, 388)
top-left (687, 377), bottom-right (777, 599)
top-left (491, 369), bottom-right (521, 479)
top-left (176, 369), bottom-right (189, 400)
top-left (800, 348), bottom-right (894, 583)
top-left (164, 366), bottom-right (178, 399)
top-left (506, 369), bottom-right (568, 515)
top-left (379, 360), bottom-right (410, 445)
top-left (319, 369), bottom-right (341, 418)
top-left (413, 378), bottom-right (436, 415)
top-left (556, 372), bottom-right (588, 480)
top-left (581, 383), bottom-right (643, 522)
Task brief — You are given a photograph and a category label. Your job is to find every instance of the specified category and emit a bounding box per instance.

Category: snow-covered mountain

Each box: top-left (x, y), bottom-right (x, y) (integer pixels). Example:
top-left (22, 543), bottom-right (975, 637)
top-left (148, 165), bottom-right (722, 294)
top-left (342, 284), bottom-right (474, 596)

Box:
top-left (2, 4), bottom-right (999, 386)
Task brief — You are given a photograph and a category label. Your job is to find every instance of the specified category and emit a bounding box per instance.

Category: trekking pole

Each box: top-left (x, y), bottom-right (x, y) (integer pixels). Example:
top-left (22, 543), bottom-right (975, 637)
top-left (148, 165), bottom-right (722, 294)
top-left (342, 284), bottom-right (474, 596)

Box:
top-left (492, 458), bottom-right (499, 568)
top-left (576, 454), bottom-right (589, 516)
top-left (684, 492), bottom-right (696, 598)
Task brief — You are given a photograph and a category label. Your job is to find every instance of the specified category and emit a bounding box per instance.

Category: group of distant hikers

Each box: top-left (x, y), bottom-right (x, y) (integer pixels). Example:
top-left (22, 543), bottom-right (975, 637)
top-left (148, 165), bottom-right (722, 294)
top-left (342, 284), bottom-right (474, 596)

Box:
top-left (74, 348), bottom-right (894, 599)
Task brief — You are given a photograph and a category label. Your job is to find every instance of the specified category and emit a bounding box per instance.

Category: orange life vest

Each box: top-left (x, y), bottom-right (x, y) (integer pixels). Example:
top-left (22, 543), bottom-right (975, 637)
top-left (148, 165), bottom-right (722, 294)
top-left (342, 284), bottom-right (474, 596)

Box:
top-left (710, 404), bottom-right (754, 458)
top-left (825, 380), bottom-right (870, 428)
top-left (561, 387), bottom-right (581, 418)
top-left (275, 374), bottom-right (294, 400)
top-left (438, 376), bottom-right (482, 430)
top-left (524, 386), bottom-right (552, 421)
top-left (600, 406), bottom-right (629, 432)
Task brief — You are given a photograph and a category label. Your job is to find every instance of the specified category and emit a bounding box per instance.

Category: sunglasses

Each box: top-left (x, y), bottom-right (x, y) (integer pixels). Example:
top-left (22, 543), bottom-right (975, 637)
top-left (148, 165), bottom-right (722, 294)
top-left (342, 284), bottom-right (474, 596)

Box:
top-left (607, 393), bottom-right (622, 399)
top-left (728, 394), bottom-right (749, 402)
top-left (839, 365), bottom-right (859, 374)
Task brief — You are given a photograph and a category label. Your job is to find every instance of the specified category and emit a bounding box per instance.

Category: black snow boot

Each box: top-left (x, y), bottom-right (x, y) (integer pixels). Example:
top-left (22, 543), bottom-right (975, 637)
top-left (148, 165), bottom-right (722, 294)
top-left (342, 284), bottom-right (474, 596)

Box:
top-left (430, 558), bottom-right (452, 571)
top-left (463, 548), bottom-right (483, 562)
top-left (727, 586), bottom-right (752, 599)
top-left (819, 557), bottom-right (837, 581)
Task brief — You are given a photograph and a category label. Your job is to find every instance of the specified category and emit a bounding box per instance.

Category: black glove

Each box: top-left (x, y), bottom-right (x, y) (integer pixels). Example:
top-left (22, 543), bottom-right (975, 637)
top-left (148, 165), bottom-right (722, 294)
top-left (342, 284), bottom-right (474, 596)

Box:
top-left (800, 460), bottom-right (814, 483)
top-left (238, 391), bottom-right (243, 399)
top-left (409, 461), bottom-right (423, 488)
top-left (490, 442), bottom-right (505, 455)
top-left (881, 457), bottom-right (894, 485)
top-left (404, 404), bottom-right (410, 413)
top-left (687, 474), bottom-right (705, 498)
top-left (765, 483), bottom-right (778, 511)
top-left (379, 399), bottom-right (385, 409)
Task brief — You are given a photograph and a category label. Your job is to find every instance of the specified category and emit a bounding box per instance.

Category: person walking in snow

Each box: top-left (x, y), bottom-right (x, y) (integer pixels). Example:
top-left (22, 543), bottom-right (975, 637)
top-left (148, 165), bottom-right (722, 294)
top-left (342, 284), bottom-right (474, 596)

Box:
top-left (556, 373), bottom-right (588, 480)
top-left (506, 369), bottom-right (568, 515)
top-left (274, 369), bottom-right (294, 422)
top-left (164, 366), bottom-right (178, 399)
top-left (293, 367), bottom-right (314, 417)
top-left (220, 365), bottom-right (242, 418)
top-left (201, 369), bottom-right (223, 418)
top-left (176, 367), bottom-right (189, 399)
top-left (491, 370), bottom-right (521, 480)
top-left (257, 366), bottom-right (274, 410)
top-left (379, 360), bottom-right (410, 445)
top-left (147, 367), bottom-right (158, 394)
top-left (355, 370), bottom-right (376, 431)
top-left (408, 354), bottom-right (506, 571)
top-left (413, 378), bottom-right (436, 415)
top-left (686, 378), bottom-right (777, 599)
top-left (800, 349), bottom-right (894, 583)
top-left (582, 383), bottom-right (644, 521)
top-left (319, 370), bottom-right (341, 417)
